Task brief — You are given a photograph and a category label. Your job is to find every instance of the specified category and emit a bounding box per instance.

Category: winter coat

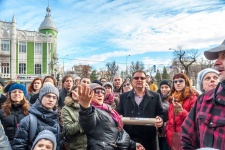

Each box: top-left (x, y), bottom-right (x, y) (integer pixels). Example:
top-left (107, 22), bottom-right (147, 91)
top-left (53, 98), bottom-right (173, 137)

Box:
top-left (166, 94), bottom-right (197, 147)
top-left (79, 106), bottom-right (136, 150)
top-left (0, 120), bottom-right (12, 150)
top-left (117, 89), bottom-right (164, 150)
top-left (12, 100), bottom-right (63, 150)
top-left (62, 96), bottom-right (87, 150)
top-left (58, 88), bottom-right (69, 108)
top-left (26, 92), bottom-right (35, 102)
top-left (29, 93), bottom-right (39, 104)
top-left (0, 104), bottom-right (27, 145)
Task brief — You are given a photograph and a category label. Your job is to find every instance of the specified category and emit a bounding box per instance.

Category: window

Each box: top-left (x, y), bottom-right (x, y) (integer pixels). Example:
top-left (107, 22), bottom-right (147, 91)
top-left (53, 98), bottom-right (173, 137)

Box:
top-left (19, 42), bottom-right (26, 53)
top-left (48, 43), bottom-right (51, 52)
top-left (1, 40), bottom-right (10, 51)
top-left (1, 63), bottom-right (9, 74)
top-left (35, 43), bottom-right (42, 54)
top-left (35, 64), bottom-right (41, 74)
top-left (19, 63), bottom-right (26, 74)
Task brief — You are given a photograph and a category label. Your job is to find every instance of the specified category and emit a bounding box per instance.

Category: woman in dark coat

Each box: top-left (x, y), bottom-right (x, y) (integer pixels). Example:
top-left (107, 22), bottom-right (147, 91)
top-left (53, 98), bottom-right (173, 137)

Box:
top-left (0, 84), bottom-right (30, 146)
top-left (77, 83), bottom-right (145, 150)
top-left (12, 82), bottom-right (63, 150)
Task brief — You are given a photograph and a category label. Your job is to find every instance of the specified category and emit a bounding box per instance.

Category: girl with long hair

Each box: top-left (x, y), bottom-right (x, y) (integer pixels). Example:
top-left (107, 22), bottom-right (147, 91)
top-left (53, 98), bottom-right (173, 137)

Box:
top-left (166, 73), bottom-right (198, 148)
top-left (27, 78), bottom-right (42, 102)
top-left (0, 84), bottom-right (30, 145)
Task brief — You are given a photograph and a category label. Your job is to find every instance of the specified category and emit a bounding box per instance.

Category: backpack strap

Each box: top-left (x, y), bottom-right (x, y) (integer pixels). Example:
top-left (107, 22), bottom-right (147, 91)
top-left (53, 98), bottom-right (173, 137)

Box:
top-left (29, 114), bottom-right (38, 144)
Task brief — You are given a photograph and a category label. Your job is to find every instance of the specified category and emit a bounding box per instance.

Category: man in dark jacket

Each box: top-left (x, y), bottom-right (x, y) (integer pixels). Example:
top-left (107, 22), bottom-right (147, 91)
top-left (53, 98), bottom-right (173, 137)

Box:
top-left (58, 75), bottom-right (73, 108)
top-left (117, 70), bottom-right (164, 150)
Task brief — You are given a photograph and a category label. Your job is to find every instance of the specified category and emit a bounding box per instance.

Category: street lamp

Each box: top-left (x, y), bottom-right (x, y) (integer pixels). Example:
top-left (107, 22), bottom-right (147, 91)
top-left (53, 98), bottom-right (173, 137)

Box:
top-left (126, 55), bottom-right (130, 77)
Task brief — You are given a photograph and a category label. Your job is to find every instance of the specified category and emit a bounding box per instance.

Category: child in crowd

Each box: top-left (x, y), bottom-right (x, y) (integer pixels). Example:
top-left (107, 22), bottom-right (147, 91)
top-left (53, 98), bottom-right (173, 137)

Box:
top-left (31, 130), bottom-right (57, 150)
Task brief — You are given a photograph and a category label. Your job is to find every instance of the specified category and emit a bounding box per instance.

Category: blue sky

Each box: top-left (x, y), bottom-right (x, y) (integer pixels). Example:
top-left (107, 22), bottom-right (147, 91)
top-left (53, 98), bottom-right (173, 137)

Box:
top-left (1, 0), bottom-right (225, 72)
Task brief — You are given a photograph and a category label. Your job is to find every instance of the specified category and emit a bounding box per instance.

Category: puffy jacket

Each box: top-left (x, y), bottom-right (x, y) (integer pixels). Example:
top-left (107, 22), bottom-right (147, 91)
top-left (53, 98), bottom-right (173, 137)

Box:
top-left (79, 106), bottom-right (136, 150)
top-left (62, 96), bottom-right (87, 150)
top-left (0, 120), bottom-right (12, 150)
top-left (12, 100), bottom-right (63, 150)
top-left (0, 104), bottom-right (27, 145)
top-left (166, 94), bottom-right (197, 147)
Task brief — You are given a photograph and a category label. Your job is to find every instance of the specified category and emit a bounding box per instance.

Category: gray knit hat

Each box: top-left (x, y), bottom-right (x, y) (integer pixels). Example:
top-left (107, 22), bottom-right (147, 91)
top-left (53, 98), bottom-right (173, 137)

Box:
top-left (31, 130), bottom-right (57, 150)
top-left (39, 82), bottom-right (59, 101)
top-left (103, 82), bottom-right (113, 90)
top-left (89, 83), bottom-right (105, 92)
top-left (197, 68), bottom-right (219, 93)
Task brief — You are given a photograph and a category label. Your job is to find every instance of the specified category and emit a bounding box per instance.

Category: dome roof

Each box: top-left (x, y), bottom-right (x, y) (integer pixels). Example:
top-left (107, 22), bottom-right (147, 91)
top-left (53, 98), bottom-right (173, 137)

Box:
top-left (38, 6), bottom-right (58, 32)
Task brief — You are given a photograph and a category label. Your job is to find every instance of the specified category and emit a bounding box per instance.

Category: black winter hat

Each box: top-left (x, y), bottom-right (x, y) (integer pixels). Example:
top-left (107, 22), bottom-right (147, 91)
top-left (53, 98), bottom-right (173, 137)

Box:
top-left (92, 80), bottom-right (103, 86)
top-left (159, 79), bottom-right (172, 88)
top-left (3, 82), bottom-right (16, 93)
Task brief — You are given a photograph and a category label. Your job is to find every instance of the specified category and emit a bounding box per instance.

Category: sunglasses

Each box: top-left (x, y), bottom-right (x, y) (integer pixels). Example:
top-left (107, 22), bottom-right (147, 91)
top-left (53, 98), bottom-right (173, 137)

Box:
top-left (133, 77), bottom-right (146, 80)
top-left (123, 83), bottom-right (131, 87)
top-left (173, 79), bottom-right (184, 84)
top-left (94, 89), bottom-right (105, 95)
top-left (44, 94), bottom-right (58, 100)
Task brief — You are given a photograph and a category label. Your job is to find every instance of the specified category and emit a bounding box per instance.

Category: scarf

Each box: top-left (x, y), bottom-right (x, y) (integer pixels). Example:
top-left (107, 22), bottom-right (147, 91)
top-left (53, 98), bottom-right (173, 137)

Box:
top-left (104, 93), bottom-right (115, 105)
top-left (91, 101), bottom-right (124, 131)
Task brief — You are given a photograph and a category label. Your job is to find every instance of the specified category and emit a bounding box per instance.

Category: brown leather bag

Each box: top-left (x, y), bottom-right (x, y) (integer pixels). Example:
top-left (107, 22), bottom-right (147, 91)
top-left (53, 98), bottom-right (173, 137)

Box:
top-left (171, 113), bottom-right (182, 150)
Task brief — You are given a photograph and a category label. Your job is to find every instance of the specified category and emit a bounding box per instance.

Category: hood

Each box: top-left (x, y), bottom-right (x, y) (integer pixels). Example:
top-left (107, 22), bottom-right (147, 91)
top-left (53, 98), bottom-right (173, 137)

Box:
top-left (64, 96), bottom-right (80, 108)
top-left (29, 100), bottom-right (58, 125)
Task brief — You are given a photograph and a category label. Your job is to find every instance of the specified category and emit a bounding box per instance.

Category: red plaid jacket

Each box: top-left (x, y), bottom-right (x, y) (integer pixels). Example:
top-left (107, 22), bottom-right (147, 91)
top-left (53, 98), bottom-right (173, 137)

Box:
top-left (181, 85), bottom-right (225, 149)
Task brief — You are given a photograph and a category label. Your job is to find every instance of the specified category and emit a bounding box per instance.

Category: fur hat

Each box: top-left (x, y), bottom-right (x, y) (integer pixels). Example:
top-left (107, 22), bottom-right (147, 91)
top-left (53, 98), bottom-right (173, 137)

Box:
top-left (3, 82), bottom-right (16, 93)
top-left (159, 79), bottom-right (172, 88)
top-left (8, 83), bottom-right (27, 96)
top-left (197, 68), bottom-right (219, 93)
top-left (39, 82), bottom-right (59, 101)
top-left (31, 130), bottom-right (57, 150)
top-left (89, 83), bottom-right (105, 92)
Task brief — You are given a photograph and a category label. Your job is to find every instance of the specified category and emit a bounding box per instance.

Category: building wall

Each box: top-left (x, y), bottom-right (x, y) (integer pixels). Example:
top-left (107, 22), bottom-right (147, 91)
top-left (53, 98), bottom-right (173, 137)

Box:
top-left (27, 42), bottom-right (34, 74)
top-left (0, 21), bottom-right (58, 84)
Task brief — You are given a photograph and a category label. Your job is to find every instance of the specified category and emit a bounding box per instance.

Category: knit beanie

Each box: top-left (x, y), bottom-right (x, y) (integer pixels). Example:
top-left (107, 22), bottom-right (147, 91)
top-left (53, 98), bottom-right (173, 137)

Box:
top-left (197, 68), bottom-right (219, 93)
top-left (31, 130), bottom-right (57, 150)
top-left (159, 79), bottom-right (172, 88)
top-left (103, 82), bottom-right (114, 90)
top-left (92, 80), bottom-right (103, 86)
top-left (39, 82), bottom-right (59, 101)
top-left (89, 83), bottom-right (105, 92)
top-left (8, 83), bottom-right (27, 96)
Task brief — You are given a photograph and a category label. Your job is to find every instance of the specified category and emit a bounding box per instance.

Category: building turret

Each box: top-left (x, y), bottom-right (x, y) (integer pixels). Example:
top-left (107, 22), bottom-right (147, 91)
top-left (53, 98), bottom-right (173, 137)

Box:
top-left (38, 6), bottom-right (58, 37)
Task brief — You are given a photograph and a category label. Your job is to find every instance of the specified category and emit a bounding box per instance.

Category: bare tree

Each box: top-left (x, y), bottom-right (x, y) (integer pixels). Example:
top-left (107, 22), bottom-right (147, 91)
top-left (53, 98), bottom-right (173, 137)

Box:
top-left (129, 61), bottom-right (145, 77)
top-left (105, 61), bottom-right (119, 82)
top-left (172, 46), bottom-right (200, 76)
top-left (73, 65), bottom-right (91, 78)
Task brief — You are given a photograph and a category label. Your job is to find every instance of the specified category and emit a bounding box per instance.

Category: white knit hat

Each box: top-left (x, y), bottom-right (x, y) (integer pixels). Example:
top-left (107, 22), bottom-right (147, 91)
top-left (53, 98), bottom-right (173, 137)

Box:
top-left (197, 68), bottom-right (219, 93)
top-left (31, 130), bottom-right (57, 150)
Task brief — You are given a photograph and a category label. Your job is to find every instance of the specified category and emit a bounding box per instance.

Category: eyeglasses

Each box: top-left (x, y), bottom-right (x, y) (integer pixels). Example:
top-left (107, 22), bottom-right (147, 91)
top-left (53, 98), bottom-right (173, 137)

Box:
top-left (123, 83), bottom-right (131, 87)
top-left (173, 79), bottom-right (184, 84)
top-left (94, 89), bottom-right (105, 95)
top-left (133, 77), bottom-right (146, 80)
top-left (44, 94), bottom-right (58, 100)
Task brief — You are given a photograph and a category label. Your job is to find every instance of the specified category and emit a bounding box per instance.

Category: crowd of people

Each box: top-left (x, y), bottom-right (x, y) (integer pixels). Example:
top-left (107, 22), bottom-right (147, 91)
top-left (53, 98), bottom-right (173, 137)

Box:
top-left (0, 39), bottom-right (225, 150)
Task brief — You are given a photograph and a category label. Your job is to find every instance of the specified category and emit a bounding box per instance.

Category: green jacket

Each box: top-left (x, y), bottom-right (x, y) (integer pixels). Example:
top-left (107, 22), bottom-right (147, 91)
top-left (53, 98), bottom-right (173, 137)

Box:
top-left (62, 96), bottom-right (87, 150)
